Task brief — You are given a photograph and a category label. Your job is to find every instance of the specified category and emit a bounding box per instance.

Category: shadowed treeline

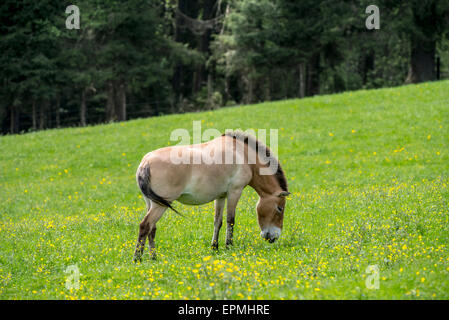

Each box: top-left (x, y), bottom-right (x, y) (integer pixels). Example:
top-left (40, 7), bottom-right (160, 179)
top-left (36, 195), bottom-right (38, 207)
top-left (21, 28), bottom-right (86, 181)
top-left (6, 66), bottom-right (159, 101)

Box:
top-left (1, 0), bottom-right (448, 134)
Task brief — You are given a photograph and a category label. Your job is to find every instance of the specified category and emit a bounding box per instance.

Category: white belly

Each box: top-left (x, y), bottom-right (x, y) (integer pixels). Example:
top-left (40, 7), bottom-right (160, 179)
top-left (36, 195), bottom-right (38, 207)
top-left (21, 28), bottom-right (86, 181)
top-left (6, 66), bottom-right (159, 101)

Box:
top-left (177, 191), bottom-right (225, 205)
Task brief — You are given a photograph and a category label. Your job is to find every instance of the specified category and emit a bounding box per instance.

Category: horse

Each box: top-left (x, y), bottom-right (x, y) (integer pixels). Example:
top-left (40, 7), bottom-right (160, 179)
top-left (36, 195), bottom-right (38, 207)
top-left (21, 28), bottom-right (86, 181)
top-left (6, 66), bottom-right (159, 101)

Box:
top-left (133, 130), bottom-right (290, 261)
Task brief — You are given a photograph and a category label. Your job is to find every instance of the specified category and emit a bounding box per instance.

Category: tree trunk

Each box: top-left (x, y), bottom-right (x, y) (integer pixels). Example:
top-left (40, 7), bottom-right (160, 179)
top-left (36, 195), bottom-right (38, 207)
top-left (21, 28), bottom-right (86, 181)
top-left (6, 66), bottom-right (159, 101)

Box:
top-left (32, 100), bottom-right (37, 130)
top-left (224, 75), bottom-right (231, 104)
top-left (192, 0), bottom-right (216, 94)
top-left (298, 63), bottom-right (305, 98)
top-left (405, 38), bottom-right (436, 83)
top-left (172, 0), bottom-right (185, 99)
top-left (39, 100), bottom-right (46, 130)
top-left (192, 71), bottom-right (201, 95)
top-left (172, 0), bottom-right (200, 101)
top-left (80, 89), bottom-right (86, 127)
top-left (207, 72), bottom-right (213, 108)
top-left (306, 53), bottom-right (320, 96)
top-left (264, 76), bottom-right (271, 101)
top-left (55, 95), bottom-right (61, 128)
top-left (436, 56), bottom-right (440, 80)
top-left (16, 105), bottom-right (20, 133)
top-left (245, 76), bottom-right (254, 104)
top-left (10, 106), bottom-right (16, 134)
top-left (116, 81), bottom-right (126, 121)
top-left (106, 80), bottom-right (116, 121)
top-left (362, 49), bottom-right (375, 85)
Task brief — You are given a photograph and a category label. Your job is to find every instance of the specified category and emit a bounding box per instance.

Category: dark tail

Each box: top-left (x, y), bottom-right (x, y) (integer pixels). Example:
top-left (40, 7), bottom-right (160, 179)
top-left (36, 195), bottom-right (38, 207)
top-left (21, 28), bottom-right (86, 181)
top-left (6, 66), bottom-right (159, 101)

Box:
top-left (137, 165), bottom-right (184, 217)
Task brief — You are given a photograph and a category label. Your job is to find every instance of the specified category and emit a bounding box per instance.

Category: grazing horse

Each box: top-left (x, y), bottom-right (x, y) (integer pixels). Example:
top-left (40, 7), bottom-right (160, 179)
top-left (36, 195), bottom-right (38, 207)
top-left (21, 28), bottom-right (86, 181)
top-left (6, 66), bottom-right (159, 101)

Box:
top-left (133, 131), bottom-right (290, 261)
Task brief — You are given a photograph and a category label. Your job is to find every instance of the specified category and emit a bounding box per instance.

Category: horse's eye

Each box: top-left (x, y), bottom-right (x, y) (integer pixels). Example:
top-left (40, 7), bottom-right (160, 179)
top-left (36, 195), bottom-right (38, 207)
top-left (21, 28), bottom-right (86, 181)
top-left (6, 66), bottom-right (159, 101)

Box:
top-left (276, 205), bottom-right (283, 213)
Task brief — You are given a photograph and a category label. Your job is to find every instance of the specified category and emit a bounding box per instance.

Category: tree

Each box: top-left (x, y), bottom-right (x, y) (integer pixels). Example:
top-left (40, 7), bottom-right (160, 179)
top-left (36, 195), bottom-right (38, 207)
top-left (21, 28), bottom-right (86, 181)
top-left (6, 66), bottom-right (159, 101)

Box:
top-left (0, 0), bottom-right (65, 133)
top-left (94, 0), bottom-right (178, 121)
top-left (383, 0), bottom-right (449, 83)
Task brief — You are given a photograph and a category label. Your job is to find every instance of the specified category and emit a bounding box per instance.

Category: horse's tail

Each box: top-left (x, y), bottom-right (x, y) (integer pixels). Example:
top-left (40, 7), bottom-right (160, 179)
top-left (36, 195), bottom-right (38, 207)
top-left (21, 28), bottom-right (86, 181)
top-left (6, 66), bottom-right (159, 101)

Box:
top-left (136, 164), bottom-right (184, 217)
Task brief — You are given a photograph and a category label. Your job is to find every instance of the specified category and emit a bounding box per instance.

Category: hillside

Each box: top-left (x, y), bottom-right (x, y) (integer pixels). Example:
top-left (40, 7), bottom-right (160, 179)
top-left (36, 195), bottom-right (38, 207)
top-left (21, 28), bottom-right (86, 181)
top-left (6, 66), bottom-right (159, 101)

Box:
top-left (0, 81), bottom-right (448, 299)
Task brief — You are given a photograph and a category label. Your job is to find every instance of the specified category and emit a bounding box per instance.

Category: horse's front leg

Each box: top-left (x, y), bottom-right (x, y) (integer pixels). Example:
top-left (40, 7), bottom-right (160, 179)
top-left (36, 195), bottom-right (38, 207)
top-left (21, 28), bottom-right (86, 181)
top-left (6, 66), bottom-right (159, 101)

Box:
top-left (225, 189), bottom-right (243, 247)
top-left (133, 202), bottom-right (166, 262)
top-left (211, 197), bottom-right (225, 250)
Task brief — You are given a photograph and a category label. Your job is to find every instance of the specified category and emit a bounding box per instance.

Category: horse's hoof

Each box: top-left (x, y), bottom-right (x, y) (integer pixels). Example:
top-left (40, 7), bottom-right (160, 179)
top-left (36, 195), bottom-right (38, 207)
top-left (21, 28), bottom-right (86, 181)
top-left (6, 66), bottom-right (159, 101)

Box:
top-left (133, 254), bottom-right (142, 263)
top-left (211, 241), bottom-right (219, 250)
top-left (149, 249), bottom-right (157, 260)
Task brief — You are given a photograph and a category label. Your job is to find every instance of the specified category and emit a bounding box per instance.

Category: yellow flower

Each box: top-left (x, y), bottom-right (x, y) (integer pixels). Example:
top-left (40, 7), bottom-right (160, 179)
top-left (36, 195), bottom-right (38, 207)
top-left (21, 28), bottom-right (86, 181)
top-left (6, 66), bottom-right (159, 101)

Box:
top-left (203, 256), bottom-right (212, 262)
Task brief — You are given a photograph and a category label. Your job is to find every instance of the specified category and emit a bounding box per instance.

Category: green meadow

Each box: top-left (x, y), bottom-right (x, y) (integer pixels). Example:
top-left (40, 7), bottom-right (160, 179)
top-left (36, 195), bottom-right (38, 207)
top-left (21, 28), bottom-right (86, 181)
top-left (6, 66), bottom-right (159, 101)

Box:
top-left (0, 81), bottom-right (448, 299)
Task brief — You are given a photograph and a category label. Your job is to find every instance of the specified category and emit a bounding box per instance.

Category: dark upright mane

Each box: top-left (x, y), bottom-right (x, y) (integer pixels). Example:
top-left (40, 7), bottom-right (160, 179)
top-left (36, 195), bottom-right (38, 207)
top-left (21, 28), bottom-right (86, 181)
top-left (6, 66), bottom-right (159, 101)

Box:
top-left (222, 131), bottom-right (288, 192)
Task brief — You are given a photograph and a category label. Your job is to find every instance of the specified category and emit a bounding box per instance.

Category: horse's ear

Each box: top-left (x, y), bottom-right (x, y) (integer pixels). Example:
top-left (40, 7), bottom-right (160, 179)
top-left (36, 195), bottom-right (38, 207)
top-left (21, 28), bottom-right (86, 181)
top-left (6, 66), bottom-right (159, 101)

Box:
top-left (277, 191), bottom-right (290, 198)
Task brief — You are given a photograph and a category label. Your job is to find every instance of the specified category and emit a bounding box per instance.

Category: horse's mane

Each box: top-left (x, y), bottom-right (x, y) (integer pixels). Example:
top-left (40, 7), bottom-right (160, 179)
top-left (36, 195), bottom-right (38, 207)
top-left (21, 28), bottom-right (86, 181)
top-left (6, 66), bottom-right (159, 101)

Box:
top-left (222, 130), bottom-right (288, 192)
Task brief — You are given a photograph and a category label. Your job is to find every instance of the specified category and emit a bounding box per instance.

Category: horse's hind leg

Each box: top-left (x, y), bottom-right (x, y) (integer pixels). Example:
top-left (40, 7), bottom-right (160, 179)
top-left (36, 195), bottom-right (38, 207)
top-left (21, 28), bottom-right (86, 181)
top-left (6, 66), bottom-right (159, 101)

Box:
top-left (133, 202), bottom-right (166, 262)
top-left (211, 197), bottom-right (225, 250)
top-left (148, 227), bottom-right (157, 259)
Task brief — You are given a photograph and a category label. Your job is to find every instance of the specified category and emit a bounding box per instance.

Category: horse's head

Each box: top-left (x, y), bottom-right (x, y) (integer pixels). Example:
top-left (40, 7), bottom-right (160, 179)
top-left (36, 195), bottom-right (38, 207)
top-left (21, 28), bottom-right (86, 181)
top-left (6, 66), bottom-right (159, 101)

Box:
top-left (256, 191), bottom-right (290, 243)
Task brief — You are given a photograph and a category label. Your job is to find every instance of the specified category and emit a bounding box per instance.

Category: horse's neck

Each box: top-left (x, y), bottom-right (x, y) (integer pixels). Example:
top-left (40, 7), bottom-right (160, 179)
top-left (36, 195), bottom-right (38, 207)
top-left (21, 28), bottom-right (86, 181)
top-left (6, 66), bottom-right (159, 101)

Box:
top-left (249, 166), bottom-right (278, 197)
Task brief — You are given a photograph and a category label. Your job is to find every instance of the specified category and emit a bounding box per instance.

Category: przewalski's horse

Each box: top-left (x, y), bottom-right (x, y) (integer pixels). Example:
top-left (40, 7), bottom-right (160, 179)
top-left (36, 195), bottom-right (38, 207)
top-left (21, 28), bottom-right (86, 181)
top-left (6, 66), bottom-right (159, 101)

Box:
top-left (133, 131), bottom-right (290, 261)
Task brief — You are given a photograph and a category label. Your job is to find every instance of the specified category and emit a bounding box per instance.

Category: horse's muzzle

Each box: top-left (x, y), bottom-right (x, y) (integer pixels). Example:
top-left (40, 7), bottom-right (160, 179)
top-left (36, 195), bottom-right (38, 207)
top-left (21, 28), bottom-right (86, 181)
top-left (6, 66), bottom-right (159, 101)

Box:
top-left (261, 227), bottom-right (281, 243)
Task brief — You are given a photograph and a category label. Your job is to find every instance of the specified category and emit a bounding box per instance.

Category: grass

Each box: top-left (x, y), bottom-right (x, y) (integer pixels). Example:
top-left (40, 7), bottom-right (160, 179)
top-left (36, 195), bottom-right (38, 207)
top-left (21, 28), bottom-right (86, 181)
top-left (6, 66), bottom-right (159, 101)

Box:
top-left (0, 80), bottom-right (448, 300)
